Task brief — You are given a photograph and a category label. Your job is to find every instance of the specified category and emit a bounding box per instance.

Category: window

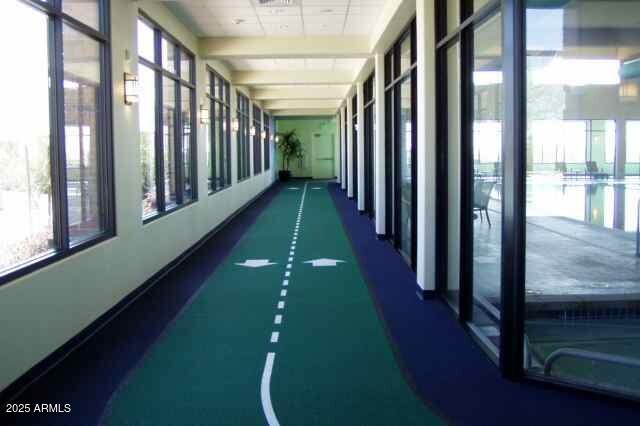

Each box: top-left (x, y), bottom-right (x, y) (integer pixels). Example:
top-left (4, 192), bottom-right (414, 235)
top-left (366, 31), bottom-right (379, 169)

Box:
top-left (137, 15), bottom-right (196, 221)
top-left (264, 114), bottom-right (271, 171)
top-left (206, 68), bottom-right (231, 193)
top-left (352, 94), bottom-right (358, 201)
top-left (0, 0), bottom-right (113, 284)
top-left (364, 73), bottom-right (376, 218)
top-left (253, 105), bottom-right (263, 175)
top-left (237, 92), bottom-right (250, 181)
top-left (524, 0), bottom-right (640, 397)
top-left (385, 21), bottom-right (417, 268)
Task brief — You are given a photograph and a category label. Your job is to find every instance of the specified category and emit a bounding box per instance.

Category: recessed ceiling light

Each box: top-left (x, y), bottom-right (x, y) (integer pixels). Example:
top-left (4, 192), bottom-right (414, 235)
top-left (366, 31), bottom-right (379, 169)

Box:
top-left (321, 9), bottom-right (333, 13)
top-left (231, 18), bottom-right (245, 25)
top-left (279, 24), bottom-right (289, 30)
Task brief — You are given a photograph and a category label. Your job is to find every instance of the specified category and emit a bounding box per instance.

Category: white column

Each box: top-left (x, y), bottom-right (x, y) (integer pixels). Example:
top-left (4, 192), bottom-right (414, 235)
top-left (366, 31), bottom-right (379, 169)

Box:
top-left (416, 0), bottom-right (437, 293)
top-left (340, 106), bottom-right (347, 190)
top-left (230, 87), bottom-right (238, 185)
top-left (335, 112), bottom-right (341, 181)
top-left (357, 82), bottom-right (365, 211)
top-left (374, 53), bottom-right (386, 234)
top-left (248, 100), bottom-right (255, 177)
top-left (346, 95), bottom-right (354, 198)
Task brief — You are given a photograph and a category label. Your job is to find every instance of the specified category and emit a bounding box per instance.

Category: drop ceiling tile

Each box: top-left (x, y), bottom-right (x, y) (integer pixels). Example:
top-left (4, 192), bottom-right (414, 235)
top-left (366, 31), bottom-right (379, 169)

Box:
top-left (205, 7), bottom-right (257, 17)
top-left (305, 58), bottom-right (335, 70)
top-left (255, 6), bottom-right (302, 16)
top-left (302, 6), bottom-right (348, 14)
top-left (304, 22), bottom-right (344, 35)
top-left (262, 22), bottom-right (304, 36)
top-left (258, 14), bottom-right (303, 24)
top-left (273, 59), bottom-right (307, 70)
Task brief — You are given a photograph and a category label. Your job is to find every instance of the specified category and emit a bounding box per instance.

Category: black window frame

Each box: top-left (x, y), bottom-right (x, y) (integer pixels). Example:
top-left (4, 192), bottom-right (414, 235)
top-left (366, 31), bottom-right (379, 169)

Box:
top-left (237, 92), bottom-right (251, 181)
top-left (384, 19), bottom-right (418, 270)
top-left (206, 66), bottom-right (231, 194)
top-left (352, 94), bottom-right (359, 202)
top-left (252, 104), bottom-right (263, 175)
top-left (364, 72), bottom-right (376, 219)
top-left (264, 113), bottom-right (271, 171)
top-left (138, 11), bottom-right (197, 224)
top-left (0, 0), bottom-right (115, 287)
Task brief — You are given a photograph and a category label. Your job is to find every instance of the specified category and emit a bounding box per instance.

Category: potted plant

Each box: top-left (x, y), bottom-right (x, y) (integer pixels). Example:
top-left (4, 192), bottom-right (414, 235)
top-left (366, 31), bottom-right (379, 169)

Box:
top-left (276, 129), bottom-right (302, 181)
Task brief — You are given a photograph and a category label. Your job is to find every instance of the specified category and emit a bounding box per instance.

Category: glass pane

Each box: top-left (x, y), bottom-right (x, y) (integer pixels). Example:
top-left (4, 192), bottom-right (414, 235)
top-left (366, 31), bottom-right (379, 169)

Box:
top-left (398, 77), bottom-right (413, 260)
top-left (446, 42), bottom-right (461, 309)
top-left (525, 0), bottom-right (640, 397)
top-left (162, 77), bottom-right (177, 208)
top-left (139, 65), bottom-right (157, 218)
top-left (474, 0), bottom-right (491, 12)
top-left (63, 25), bottom-right (103, 244)
top-left (161, 37), bottom-right (176, 74)
top-left (471, 13), bottom-right (502, 352)
top-left (207, 101), bottom-right (213, 192)
top-left (137, 19), bottom-right (155, 63)
top-left (181, 86), bottom-right (193, 202)
top-left (447, 0), bottom-right (459, 35)
top-left (399, 34), bottom-right (412, 76)
top-left (63, 0), bottom-right (99, 31)
top-left (0, 1), bottom-right (55, 272)
top-left (180, 51), bottom-right (191, 82)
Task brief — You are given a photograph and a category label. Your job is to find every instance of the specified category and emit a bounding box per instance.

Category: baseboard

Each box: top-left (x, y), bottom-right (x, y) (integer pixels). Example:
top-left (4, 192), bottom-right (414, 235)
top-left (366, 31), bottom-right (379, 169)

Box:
top-left (416, 286), bottom-right (437, 301)
top-left (358, 210), bottom-right (365, 215)
top-left (0, 181), bottom-right (278, 404)
top-left (376, 233), bottom-right (388, 241)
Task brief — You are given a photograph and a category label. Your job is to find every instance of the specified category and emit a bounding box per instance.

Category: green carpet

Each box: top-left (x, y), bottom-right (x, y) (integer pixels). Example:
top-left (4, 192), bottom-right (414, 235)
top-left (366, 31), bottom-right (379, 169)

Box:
top-left (101, 182), bottom-right (444, 426)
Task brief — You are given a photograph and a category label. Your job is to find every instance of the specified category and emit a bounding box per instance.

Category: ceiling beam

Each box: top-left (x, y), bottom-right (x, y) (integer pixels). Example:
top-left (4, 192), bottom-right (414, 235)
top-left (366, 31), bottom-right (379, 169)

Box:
top-left (233, 70), bottom-right (355, 86)
top-left (261, 99), bottom-right (342, 110)
top-left (251, 86), bottom-right (350, 100)
top-left (200, 36), bottom-right (371, 59)
top-left (271, 109), bottom-right (337, 117)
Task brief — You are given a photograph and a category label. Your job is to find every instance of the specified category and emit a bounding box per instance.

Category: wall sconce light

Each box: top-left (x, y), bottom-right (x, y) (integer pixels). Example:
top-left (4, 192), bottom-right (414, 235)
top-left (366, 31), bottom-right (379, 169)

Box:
top-left (261, 130), bottom-right (267, 141)
top-left (223, 120), bottom-right (227, 132)
top-left (200, 104), bottom-right (210, 125)
top-left (275, 135), bottom-right (280, 143)
top-left (354, 123), bottom-right (359, 132)
top-left (250, 125), bottom-right (257, 137)
top-left (232, 118), bottom-right (240, 132)
top-left (124, 72), bottom-right (139, 105)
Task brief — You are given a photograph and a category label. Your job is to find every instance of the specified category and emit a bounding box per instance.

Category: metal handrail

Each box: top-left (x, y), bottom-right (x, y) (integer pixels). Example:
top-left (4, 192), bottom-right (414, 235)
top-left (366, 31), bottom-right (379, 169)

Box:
top-left (544, 348), bottom-right (640, 376)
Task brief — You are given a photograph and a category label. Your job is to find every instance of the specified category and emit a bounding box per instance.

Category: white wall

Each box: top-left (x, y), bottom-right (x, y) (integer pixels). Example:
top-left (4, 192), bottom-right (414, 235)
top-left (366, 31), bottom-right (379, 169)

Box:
top-left (0, 0), bottom-right (274, 393)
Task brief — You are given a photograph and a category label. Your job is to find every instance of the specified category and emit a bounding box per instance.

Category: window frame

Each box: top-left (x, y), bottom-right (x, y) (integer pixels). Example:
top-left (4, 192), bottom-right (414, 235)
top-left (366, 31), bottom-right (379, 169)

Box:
top-left (0, 0), bottom-right (115, 287)
top-left (206, 66), bottom-right (231, 195)
top-left (237, 92), bottom-right (251, 182)
top-left (253, 104), bottom-right (263, 175)
top-left (137, 11), bottom-right (197, 224)
top-left (264, 113), bottom-right (271, 171)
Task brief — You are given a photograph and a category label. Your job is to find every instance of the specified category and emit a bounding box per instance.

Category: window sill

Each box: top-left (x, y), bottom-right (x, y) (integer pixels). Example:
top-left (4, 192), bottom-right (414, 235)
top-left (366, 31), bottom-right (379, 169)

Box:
top-left (0, 232), bottom-right (115, 287)
top-left (209, 184), bottom-right (232, 196)
top-left (142, 199), bottom-right (199, 226)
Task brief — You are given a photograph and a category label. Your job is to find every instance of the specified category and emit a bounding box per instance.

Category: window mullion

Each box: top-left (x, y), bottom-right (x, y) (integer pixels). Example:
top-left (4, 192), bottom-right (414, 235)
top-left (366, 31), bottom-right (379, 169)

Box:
top-left (51, 14), bottom-right (70, 250)
top-left (154, 30), bottom-right (166, 213)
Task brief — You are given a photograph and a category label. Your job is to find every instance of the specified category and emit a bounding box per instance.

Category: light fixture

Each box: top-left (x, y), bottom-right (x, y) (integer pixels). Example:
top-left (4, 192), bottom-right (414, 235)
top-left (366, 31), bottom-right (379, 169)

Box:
top-left (232, 118), bottom-right (240, 132)
top-left (124, 72), bottom-right (139, 105)
top-left (261, 130), bottom-right (267, 140)
top-left (250, 125), bottom-right (257, 137)
top-left (620, 80), bottom-right (638, 102)
top-left (200, 104), bottom-right (210, 125)
top-left (275, 135), bottom-right (280, 143)
top-left (223, 120), bottom-right (227, 132)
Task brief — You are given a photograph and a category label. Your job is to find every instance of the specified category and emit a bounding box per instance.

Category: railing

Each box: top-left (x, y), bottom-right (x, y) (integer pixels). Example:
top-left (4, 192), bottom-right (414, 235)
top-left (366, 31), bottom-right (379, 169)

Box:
top-left (544, 348), bottom-right (640, 376)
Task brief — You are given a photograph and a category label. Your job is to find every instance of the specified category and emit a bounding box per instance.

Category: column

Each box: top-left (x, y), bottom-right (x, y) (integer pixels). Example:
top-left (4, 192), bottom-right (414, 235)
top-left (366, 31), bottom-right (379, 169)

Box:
top-left (340, 106), bottom-right (347, 190)
top-left (416, 0), bottom-right (437, 293)
top-left (614, 118), bottom-right (627, 180)
top-left (357, 81), bottom-right (365, 211)
top-left (374, 53), bottom-right (386, 236)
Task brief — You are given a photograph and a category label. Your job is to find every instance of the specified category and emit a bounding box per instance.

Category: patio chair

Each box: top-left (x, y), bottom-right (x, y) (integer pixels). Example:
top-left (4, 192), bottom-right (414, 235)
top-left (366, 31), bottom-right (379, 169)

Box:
top-left (474, 181), bottom-right (495, 227)
top-left (586, 161), bottom-right (609, 179)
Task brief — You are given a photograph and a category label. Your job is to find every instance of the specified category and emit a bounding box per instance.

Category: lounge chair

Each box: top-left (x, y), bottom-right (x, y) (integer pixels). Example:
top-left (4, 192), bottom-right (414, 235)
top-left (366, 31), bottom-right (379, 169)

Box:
top-left (474, 181), bottom-right (495, 227)
top-left (586, 161), bottom-right (609, 179)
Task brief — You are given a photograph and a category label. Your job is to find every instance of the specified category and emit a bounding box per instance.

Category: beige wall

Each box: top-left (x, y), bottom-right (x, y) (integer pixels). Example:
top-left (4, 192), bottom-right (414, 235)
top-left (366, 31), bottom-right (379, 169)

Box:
top-left (0, 0), bottom-right (274, 392)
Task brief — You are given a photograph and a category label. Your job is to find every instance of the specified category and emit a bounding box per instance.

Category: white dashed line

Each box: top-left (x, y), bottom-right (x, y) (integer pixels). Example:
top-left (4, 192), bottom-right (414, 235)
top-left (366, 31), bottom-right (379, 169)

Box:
top-left (282, 280), bottom-right (289, 286)
top-left (274, 315), bottom-right (282, 325)
top-left (270, 332), bottom-right (279, 343)
top-left (277, 301), bottom-right (285, 309)
top-left (280, 289), bottom-right (287, 297)
top-left (285, 271), bottom-right (291, 277)
top-left (286, 264), bottom-right (292, 269)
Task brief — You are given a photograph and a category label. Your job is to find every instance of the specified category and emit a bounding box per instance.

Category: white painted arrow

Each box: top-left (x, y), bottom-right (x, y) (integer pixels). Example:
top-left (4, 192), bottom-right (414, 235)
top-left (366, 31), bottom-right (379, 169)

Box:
top-left (235, 259), bottom-right (277, 268)
top-left (304, 258), bottom-right (346, 267)
top-left (288, 187), bottom-right (300, 190)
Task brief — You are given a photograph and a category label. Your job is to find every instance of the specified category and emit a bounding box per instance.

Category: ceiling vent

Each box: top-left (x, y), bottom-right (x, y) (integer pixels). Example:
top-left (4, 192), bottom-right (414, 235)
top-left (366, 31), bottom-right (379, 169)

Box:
top-left (256, 0), bottom-right (297, 6)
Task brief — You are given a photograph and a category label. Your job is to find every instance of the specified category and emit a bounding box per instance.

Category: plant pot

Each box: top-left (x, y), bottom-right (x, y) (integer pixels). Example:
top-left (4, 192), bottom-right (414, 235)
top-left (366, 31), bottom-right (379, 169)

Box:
top-left (278, 170), bottom-right (292, 181)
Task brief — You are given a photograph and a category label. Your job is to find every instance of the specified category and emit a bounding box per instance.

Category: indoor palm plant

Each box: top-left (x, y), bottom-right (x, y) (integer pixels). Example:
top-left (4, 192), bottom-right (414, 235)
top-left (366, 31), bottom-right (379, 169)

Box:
top-left (276, 129), bottom-right (302, 181)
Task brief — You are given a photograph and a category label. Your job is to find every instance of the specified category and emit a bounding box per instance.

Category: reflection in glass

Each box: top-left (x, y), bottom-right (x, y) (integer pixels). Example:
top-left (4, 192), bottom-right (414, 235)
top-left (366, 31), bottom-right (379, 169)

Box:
top-left (181, 86), bottom-right (193, 202)
top-left (180, 51), bottom-right (191, 82)
top-left (0, 1), bottom-right (54, 272)
top-left (63, 25), bottom-right (103, 244)
top-left (446, 0), bottom-right (459, 35)
top-left (471, 13), bottom-right (502, 353)
top-left (446, 42), bottom-right (461, 309)
top-left (399, 34), bottom-right (412, 76)
top-left (139, 65), bottom-right (157, 217)
top-left (398, 77), bottom-right (413, 260)
top-left (161, 37), bottom-right (176, 74)
top-left (524, 0), bottom-right (640, 397)
top-left (163, 77), bottom-right (177, 208)
top-left (137, 20), bottom-right (155, 63)
top-left (63, 0), bottom-right (99, 31)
